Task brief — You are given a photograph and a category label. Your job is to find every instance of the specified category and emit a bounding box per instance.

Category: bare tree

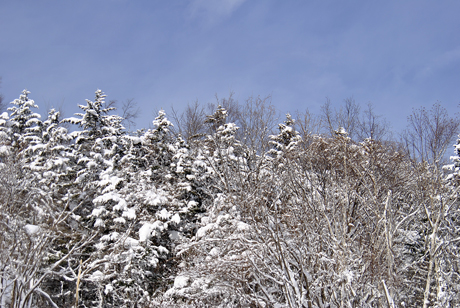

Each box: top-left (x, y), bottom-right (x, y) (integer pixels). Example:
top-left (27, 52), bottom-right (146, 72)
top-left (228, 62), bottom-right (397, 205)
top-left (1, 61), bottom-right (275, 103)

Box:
top-left (294, 108), bottom-right (322, 149)
top-left (171, 129), bottom-right (430, 307)
top-left (170, 100), bottom-right (207, 142)
top-left (107, 99), bottom-right (139, 131)
top-left (356, 103), bottom-right (391, 141)
top-left (402, 103), bottom-right (460, 166)
top-left (207, 92), bottom-right (241, 126)
top-left (120, 98), bottom-right (139, 130)
top-left (169, 93), bottom-right (276, 152)
top-left (237, 95), bottom-right (278, 154)
top-left (0, 77), bottom-right (5, 113)
top-left (321, 97), bottom-right (361, 140)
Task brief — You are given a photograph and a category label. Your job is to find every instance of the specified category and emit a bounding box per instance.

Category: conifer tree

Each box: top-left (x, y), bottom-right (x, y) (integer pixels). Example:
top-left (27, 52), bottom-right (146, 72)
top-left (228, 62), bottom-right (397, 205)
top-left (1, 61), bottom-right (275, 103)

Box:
top-left (268, 113), bottom-right (301, 159)
top-left (7, 89), bottom-right (42, 156)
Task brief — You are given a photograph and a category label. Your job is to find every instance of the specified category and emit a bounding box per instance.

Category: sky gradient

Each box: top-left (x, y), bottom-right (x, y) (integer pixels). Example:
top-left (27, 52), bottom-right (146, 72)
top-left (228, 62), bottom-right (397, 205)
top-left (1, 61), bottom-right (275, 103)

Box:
top-left (1, 0), bottom-right (460, 135)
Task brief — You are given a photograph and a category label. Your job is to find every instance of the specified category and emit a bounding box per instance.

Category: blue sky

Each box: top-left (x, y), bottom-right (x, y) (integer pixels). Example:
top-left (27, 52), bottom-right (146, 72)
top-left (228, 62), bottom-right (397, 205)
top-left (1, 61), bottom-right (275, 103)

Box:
top-left (1, 0), bottom-right (460, 134)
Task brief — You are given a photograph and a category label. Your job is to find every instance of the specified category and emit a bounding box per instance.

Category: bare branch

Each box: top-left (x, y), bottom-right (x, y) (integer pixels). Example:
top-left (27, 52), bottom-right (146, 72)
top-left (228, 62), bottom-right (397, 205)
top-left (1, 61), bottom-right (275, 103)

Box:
top-left (119, 98), bottom-right (139, 130)
top-left (402, 102), bottom-right (460, 166)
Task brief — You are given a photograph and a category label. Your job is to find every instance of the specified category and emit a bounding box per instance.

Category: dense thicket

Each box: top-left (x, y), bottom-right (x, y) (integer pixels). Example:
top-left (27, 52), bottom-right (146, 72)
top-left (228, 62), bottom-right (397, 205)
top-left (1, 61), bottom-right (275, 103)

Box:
top-left (0, 89), bottom-right (459, 307)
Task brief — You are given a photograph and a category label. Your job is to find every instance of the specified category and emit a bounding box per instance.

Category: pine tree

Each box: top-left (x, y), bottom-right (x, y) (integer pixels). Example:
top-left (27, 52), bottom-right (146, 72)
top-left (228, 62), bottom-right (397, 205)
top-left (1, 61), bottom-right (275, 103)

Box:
top-left (7, 89), bottom-right (42, 156)
top-left (0, 111), bottom-right (10, 162)
top-left (63, 89), bottom-right (124, 193)
top-left (268, 113), bottom-right (301, 159)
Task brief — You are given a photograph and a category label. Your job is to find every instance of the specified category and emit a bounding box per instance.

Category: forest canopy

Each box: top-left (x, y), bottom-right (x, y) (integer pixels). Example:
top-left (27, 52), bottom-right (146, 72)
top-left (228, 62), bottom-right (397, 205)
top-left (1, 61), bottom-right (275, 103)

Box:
top-left (1, 89), bottom-right (460, 307)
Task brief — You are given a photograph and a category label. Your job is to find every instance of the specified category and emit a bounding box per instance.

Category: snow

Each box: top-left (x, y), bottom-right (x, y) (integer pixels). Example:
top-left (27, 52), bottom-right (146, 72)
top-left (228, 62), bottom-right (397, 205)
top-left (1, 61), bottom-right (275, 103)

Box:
top-left (215, 214), bottom-right (230, 225)
top-left (88, 270), bottom-right (105, 281)
top-left (122, 207), bottom-right (136, 220)
top-left (0, 146), bottom-right (10, 155)
top-left (104, 284), bottom-right (113, 295)
top-left (188, 200), bottom-right (198, 207)
top-left (24, 224), bottom-right (40, 235)
top-left (236, 221), bottom-right (250, 231)
top-left (139, 223), bottom-right (156, 242)
top-left (174, 275), bottom-right (190, 288)
top-left (395, 229), bottom-right (420, 244)
top-left (341, 269), bottom-right (354, 284)
top-left (113, 199), bottom-right (128, 211)
top-left (130, 136), bottom-right (143, 145)
top-left (176, 164), bottom-right (184, 173)
top-left (114, 217), bottom-right (126, 224)
top-left (123, 237), bottom-right (139, 248)
top-left (90, 207), bottom-right (105, 217)
top-left (100, 232), bottom-right (120, 242)
top-left (0, 111), bottom-right (8, 121)
top-left (209, 247), bottom-right (219, 257)
top-left (157, 208), bottom-right (171, 220)
top-left (94, 192), bottom-right (121, 205)
top-left (98, 174), bottom-right (123, 192)
top-left (146, 191), bottom-right (168, 206)
top-left (149, 257), bottom-right (159, 268)
top-left (196, 223), bottom-right (216, 239)
top-left (94, 218), bottom-right (105, 227)
top-left (157, 245), bottom-right (169, 254)
top-left (171, 213), bottom-right (180, 224)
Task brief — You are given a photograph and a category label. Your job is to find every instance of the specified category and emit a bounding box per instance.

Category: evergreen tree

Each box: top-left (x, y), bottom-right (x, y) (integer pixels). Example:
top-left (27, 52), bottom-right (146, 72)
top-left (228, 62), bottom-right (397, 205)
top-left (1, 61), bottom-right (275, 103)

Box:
top-left (268, 113), bottom-right (301, 160)
top-left (7, 89), bottom-right (42, 156)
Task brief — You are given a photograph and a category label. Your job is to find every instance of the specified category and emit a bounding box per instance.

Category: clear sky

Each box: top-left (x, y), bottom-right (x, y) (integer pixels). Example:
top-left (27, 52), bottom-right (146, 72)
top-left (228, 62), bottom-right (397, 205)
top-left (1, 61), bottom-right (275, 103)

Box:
top-left (1, 0), bottom-right (460, 134)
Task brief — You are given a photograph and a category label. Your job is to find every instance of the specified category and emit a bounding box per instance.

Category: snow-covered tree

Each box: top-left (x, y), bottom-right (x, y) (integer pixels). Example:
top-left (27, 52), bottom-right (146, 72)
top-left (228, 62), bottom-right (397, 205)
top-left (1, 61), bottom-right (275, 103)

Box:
top-left (6, 89), bottom-right (42, 157)
top-left (268, 113), bottom-right (301, 160)
top-left (0, 140), bottom-right (97, 308)
top-left (62, 90), bottom-right (125, 203)
top-left (22, 109), bottom-right (72, 192)
top-left (0, 111), bottom-right (10, 162)
top-left (2, 88), bottom-right (459, 307)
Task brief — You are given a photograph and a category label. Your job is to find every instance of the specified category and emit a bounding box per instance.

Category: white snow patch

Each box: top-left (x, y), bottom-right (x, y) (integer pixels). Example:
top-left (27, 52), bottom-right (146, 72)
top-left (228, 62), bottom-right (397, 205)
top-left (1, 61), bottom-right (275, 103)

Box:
top-left (146, 191), bottom-right (168, 206)
top-left (236, 221), bottom-right (250, 231)
top-left (104, 284), bottom-right (113, 294)
top-left (171, 213), bottom-right (180, 224)
top-left (201, 216), bottom-right (210, 225)
top-left (123, 237), bottom-right (139, 248)
top-left (216, 214), bottom-right (230, 225)
top-left (209, 247), bottom-right (219, 257)
top-left (88, 270), bottom-right (104, 281)
top-left (113, 198), bottom-right (128, 211)
top-left (24, 224), bottom-right (40, 236)
top-left (0, 111), bottom-right (8, 120)
top-left (196, 223), bottom-right (215, 239)
top-left (188, 200), bottom-right (198, 207)
top-left (157, 245), bottom-right (169, 254)
top-left (0, 145), bottom-right (10, 155)
top-left (94, 218), bottom-right (105, 227)
top-left (94, 192), bottom-right (128, 213)
top-left (100, 232), bottom-right (120, 242)
top-left (174, 276), bottom-right (190, 288)
top-left (157, 208), bottom-right (171, 220)
top-left (341, 269), bottom-right (354, 284)
top-left (139, 223), bottom-right (156, 242)
top-left (90, 207), bottom-right (105, 217)
top-left (149, 257), bottom-right (159, 268)
top-left (122, 207), bottom-right (136, 220)
top-left (130, 136), bottom-right (143, 145)
top-left (114, 217), bottom-right (126, 224)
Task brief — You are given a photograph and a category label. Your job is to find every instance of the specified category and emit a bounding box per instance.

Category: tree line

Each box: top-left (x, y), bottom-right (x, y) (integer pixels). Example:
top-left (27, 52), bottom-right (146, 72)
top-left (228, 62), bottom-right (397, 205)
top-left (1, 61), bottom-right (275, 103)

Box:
top-left (0, 88), bottom-right (460, 307)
